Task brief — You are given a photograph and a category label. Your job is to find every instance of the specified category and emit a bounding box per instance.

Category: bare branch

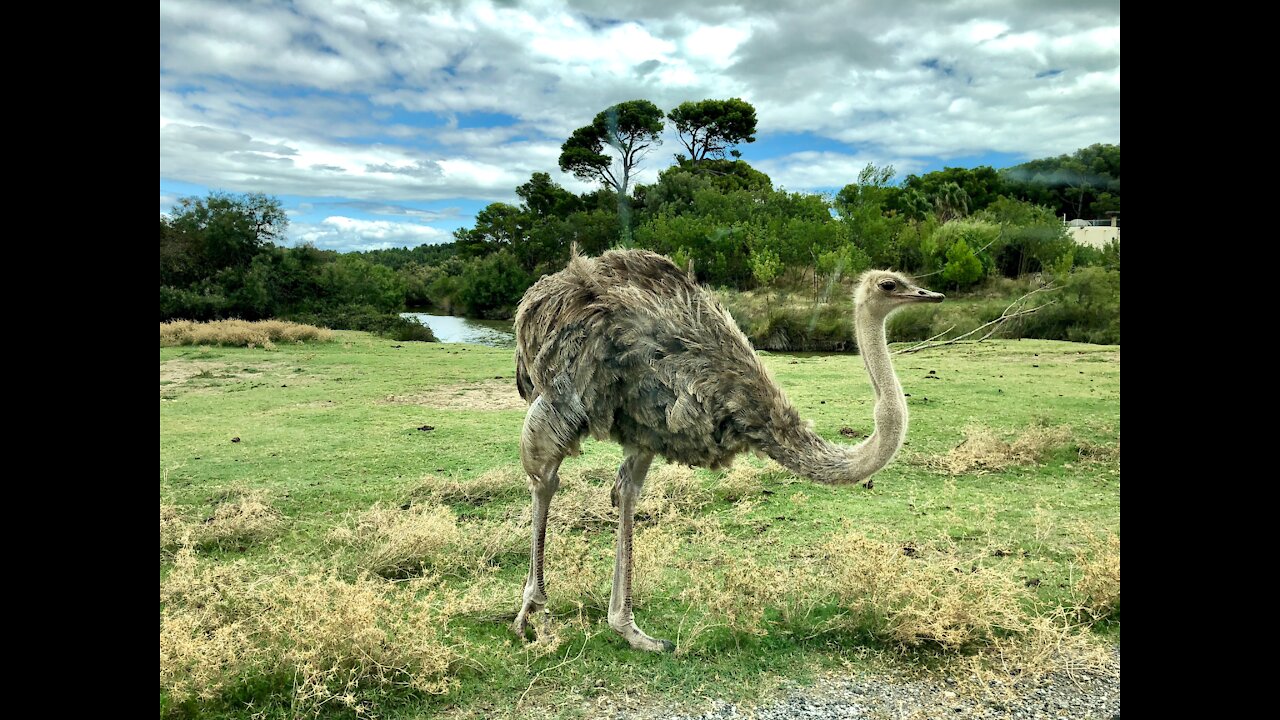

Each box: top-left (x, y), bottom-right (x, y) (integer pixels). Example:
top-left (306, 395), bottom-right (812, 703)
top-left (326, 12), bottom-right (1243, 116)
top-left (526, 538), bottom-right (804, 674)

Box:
top-left (893, 284), bottom-right (1060, 355)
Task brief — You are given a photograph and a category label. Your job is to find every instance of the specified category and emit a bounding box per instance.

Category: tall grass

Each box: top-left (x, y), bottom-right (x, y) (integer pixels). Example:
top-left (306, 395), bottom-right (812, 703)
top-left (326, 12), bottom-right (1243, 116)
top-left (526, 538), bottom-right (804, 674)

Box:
top-left (159, 319), bottom-right (333, 347)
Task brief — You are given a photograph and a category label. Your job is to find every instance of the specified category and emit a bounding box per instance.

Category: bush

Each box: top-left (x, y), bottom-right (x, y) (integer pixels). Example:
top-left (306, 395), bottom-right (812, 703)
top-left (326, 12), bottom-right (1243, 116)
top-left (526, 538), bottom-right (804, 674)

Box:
top-left (453, 250), bottom-right (533, 319)
top-left (159, 319), bottom-right (333, 347)
top-left (1075, 533), bottom-right (1121, 619)
top-left (160, 487), bottom-right (284, 552)
top-left (941, 239), bottom-right (985, 288)
top-left (160, 286), bottom-right (228, 322)
top-left (735, 302), bottom-right (855, 352)
top-left (886, 304), bottom-right (941, 342)
top-left (160, 548), bottom-right (458, 712)
top-left (290, 306), bottom-right (438, 342)
top-left (1020, 267), bottom-right (1119, 344)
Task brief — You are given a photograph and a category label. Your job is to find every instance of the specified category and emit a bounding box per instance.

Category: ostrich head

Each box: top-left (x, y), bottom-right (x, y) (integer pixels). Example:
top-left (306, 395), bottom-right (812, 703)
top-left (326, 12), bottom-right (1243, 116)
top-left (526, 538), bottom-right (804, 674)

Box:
top-left (854, 270), bottom-right (945, 317)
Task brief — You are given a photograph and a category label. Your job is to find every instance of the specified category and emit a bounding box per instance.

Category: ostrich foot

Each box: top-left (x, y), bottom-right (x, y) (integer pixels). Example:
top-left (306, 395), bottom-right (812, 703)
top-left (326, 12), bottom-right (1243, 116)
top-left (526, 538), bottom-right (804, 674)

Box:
top-left (611, 621), bottom-right (675, 653)
top-left (511, 599), bottom-right (545, 640)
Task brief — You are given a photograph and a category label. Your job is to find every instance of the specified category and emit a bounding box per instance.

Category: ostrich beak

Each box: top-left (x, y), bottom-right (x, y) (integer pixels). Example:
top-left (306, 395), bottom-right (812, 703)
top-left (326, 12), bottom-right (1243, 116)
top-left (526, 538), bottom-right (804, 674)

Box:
top-left (907, 286), bottom-right (945, 303)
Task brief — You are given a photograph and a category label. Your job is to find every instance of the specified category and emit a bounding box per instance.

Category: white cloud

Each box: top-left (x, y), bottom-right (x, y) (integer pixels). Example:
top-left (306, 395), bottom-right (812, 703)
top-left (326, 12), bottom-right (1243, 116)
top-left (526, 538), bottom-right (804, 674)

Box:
top-left (292, 216), bottom-right (454, 251)
top-left (160, 0), bottom-right (1119, 221)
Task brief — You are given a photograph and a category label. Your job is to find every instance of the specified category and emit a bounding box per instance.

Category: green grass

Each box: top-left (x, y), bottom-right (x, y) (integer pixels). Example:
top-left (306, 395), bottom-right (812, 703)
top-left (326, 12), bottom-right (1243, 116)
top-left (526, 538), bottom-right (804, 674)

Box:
top-left (160, 332), bottom-right (1119, 718)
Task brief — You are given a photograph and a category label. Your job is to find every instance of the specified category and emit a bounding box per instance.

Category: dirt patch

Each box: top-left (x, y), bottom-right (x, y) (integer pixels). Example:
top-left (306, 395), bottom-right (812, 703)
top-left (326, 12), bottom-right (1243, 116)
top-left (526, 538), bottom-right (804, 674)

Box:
top-left (382, 379), bottom-right (526, 411)
top-left (160, 360), bottom-right (314, 398)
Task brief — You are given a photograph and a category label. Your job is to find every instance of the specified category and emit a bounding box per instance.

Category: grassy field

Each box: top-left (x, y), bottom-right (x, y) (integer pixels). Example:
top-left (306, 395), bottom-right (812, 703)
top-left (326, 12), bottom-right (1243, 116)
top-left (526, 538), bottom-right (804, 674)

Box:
top-left (160, 332), bottom-right (1119, 719)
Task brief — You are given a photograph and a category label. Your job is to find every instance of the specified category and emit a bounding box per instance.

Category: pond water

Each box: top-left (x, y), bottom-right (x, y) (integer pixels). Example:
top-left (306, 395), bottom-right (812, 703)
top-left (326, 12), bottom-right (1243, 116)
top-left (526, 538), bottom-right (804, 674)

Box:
top-left (401, 313), bottom-right (515, 348)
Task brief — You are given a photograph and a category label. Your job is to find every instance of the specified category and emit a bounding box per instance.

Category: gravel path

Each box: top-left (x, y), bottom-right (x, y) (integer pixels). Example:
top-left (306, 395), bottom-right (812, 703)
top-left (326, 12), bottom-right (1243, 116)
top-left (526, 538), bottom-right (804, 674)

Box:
top-left (611, 652), bottom-right (1119, 720)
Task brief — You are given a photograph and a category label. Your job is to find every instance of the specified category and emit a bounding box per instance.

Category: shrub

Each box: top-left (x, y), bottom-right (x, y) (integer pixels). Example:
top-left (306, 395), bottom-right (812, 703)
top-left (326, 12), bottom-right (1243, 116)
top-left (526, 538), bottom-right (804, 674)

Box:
top-left (931, 425), bottom-right (1075, 475)
top-left (290, 306), bottom-right (438, 342)
top-left (159, 319), bottom-right (333, 347)
top-left (1019, 267), bottom-right (1119, 344)
top-left (160, 548), bottom-right (458, 712)
top-left (821, 530), bottom-right (1029, 649)
top-left (159, 488), bottom-right (283, 552)
top-left (331, 503), bottom-right (465, 578)
top-left (1075, 533), bottom-right (1120, 619)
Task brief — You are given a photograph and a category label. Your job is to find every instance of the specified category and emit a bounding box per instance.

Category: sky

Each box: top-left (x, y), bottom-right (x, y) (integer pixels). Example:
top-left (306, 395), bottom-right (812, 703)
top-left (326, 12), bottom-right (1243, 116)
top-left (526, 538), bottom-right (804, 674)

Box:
top-left (159, 0), bottom-right (1121, 252)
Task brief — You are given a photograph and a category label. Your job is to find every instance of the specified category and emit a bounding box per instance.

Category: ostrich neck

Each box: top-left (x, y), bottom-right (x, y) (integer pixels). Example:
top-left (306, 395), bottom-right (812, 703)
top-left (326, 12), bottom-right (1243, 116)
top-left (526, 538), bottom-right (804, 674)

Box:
top-left (761, 305), bottom-right (907, 485)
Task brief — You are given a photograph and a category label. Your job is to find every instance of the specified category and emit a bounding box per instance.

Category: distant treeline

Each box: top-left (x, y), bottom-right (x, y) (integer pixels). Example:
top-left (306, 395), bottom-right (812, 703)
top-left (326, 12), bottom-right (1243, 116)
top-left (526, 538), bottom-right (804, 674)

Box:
top-left (160, 97), bottom-right (1117, 343)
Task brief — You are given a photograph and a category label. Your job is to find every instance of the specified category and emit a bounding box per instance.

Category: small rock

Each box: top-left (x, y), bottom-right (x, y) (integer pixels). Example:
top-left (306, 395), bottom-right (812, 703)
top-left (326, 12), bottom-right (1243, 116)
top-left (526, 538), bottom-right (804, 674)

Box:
top-left (231, 437), bottom-right (241, 443)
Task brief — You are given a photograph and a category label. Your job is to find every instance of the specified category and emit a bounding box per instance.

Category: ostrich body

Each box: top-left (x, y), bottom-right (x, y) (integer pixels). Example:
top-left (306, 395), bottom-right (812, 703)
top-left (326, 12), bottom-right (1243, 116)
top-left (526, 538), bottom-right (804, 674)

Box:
top-left (511, 249), bottom-right (943, 651)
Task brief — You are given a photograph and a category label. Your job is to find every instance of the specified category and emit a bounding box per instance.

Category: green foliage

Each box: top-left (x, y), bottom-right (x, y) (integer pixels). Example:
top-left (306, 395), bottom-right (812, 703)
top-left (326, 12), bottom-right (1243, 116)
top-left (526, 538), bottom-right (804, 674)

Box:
top-left (902, 166), bottom-right (1005, 216)
top-left (941, 239), bottom-right (985, 289)
top-left (1019, 267), bottom-right (1120, 344)
top-left (835, 164), bottom-right (908, 268)
top-left (1000, 144), bottom-right (1120, 219)
top-left (667, 98), bottom-right (758, 162)
top-left (749, 247), bottom-right (782, 288)
top-left (723, 295), bottom-right (857, 352)
top-left (933, 181), bottom-right (971, 222)
top-left (1102, 239), bottom-right (1120, 271)
top-left (452, 250), bottom-right (532, 319)
top-left (291, 306), bottom-right (438, 342)
top-left (559, 99), bottom-right (665, 197)
top-left (318, 255), bottom-right (407, 313)
top-left (978, 197), bottom-right (1075, 277)
top-left (161, 192), bottom-right (288, 285)
top-left (929, 219), bottom-right (1000, 286)
top-left (816, 244), bottom-right (871, 281)
top-left (160, 133), bottom-right (1118, 346)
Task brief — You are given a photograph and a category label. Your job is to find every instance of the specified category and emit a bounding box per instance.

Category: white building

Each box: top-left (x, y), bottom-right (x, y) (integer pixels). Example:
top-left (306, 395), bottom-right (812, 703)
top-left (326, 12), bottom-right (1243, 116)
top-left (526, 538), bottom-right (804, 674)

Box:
top-left (1066, 215), bottom-right (1120, 249)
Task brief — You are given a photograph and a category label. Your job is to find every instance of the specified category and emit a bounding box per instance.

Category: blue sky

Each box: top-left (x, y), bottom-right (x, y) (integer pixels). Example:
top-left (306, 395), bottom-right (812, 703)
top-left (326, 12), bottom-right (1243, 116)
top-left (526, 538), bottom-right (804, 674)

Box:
top-left (160, 0), bottom-right (1120, 252)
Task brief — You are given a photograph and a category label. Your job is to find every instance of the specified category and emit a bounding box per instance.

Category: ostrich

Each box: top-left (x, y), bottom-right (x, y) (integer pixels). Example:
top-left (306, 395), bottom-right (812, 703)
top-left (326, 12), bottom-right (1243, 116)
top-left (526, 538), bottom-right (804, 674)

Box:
top-left (511, 248), bottom-right (944, 651)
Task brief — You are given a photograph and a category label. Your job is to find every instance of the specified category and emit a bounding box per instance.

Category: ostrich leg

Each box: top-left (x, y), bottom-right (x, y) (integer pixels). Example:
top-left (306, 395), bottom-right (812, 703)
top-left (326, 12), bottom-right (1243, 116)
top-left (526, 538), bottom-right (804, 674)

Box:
top-left (513, 397), bottom-right (568, 639)
top-left (608, 449), bottom-right (673, 652)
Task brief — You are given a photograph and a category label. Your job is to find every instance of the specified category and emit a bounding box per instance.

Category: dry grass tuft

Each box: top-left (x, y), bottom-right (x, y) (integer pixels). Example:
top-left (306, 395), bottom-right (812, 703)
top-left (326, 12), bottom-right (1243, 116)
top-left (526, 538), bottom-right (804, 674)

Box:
top-left (160, 503), bottom-right (187, 554)
top-left (821, 530), bottom-right (1029, 650)
top-left (332, 502), bottom-right (465, 578)
top-left (466, 517), bottom-right (528, 569)
top-left (546, 530), bottom-right (612, 611)
top-left (715, 461), bottom-right (769, 502)
top-left (160, 548), bottom-right (458, 712)
top-left (198, 487), bottom-right (284, 549)
top-left (1075, 532), bottom-right (1120, 618)
top-left (545, 522), bottom-right (684, 614)
top-left (160, 319), bottom-right (333, 348)
top-left (932, 424), bottom-right (1075, 475)
top-left (529, 462), bottom-right (714, 531)
top-left (640, 464), bottom-right (715, 519)
top-left (408, 467), bottom-right (527, 506)
top-left (160, 488), bottom-right (283, 553)
top-left (1075, 438), bottom-right (1121, 464)
top-left (678, 551), bottom-right (790, 651)
top-left (959, 610), bottom-right (1118, 700)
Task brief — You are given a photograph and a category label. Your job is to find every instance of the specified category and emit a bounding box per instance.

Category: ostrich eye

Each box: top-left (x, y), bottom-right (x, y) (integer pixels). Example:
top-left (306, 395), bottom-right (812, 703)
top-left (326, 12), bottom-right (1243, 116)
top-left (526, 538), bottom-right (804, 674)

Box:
top-left (878, 280), bottom-right (897, 292)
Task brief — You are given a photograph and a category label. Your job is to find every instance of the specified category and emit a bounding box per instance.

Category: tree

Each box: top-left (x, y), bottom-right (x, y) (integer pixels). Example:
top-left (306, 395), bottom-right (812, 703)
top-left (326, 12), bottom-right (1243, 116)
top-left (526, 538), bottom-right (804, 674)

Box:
top-left (558, 99), bottom-right (665, 198)
top-left (163, 192), bottom-right (288, 276)
top-left (516, 172), bottom-right (582, 220)
top-left (835, 164), bottom-right (905, 268)
top-left (902, 166), bottom-right (1004, 215)
top-left (933, 181), bottom-right (971, 223)
top-left (999, 144), bottom-right (1120, 219)
top-left (453, 202), bottom-right (531, 260)
top-left (667, 98), bottom-right (758, 163)
top-left (941, 239), bottom-right (984, 289)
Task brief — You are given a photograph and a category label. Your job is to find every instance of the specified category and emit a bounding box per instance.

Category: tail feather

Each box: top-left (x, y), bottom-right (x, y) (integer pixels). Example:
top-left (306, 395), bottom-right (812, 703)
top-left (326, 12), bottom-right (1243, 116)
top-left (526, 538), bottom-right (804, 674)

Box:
top-left (515, 353), bottom-right (536, 403)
